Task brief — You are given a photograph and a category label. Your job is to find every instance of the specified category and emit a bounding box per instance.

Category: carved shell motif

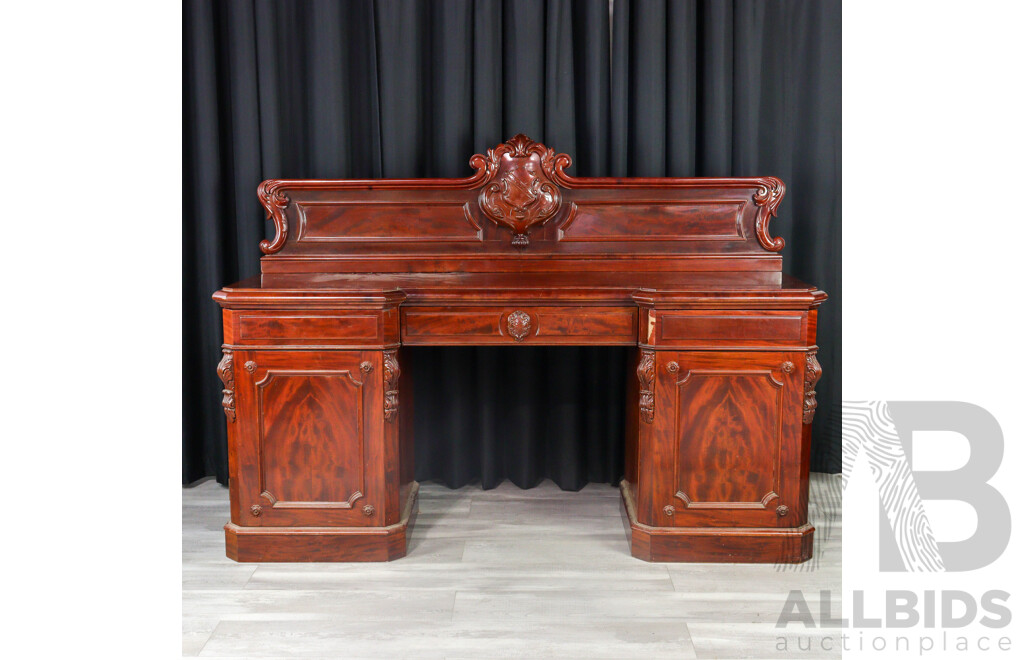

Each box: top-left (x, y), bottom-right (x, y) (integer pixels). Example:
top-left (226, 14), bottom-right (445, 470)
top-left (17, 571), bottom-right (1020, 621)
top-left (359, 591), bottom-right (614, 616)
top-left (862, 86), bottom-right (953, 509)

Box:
top-left (474, 134), bottom-right (565, 246)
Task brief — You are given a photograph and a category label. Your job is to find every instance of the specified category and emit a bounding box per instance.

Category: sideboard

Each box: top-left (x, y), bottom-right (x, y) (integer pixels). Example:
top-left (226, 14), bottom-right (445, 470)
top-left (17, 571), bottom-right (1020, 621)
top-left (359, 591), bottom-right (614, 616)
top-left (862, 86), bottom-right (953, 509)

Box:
top-left (213, 135), bottom-right (826, 563)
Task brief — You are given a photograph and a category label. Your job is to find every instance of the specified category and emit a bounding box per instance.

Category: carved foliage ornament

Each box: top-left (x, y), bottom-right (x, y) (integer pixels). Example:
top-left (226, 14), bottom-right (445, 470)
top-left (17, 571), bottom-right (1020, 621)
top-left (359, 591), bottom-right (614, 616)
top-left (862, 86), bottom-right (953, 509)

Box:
top-left (637, 350), bottom-right (656, 424)
top-left (803, 349), bottom-right (823, 424)
top-left (383, 350), bottom-right (400, 422)
top-left (473, 134), bottom-right (567, 246)
top-left (216, 348), bottom-right (235, 423)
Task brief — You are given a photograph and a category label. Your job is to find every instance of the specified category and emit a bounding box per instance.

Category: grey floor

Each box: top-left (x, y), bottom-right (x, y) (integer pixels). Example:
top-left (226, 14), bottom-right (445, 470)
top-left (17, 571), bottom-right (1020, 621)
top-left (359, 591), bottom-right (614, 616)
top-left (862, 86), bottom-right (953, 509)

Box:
top-left (184, 473), bottom-right (842, 659)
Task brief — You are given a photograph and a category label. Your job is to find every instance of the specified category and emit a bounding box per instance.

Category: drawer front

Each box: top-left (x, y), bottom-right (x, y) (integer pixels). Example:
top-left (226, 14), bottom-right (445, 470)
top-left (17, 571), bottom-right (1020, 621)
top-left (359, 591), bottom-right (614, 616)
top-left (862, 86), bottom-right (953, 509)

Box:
top-left (654, 310), bottom-right (808, 348)
top-left (229, 311), bottom-right (396, 347)
top-left (401, 306), bottom-right (637, 345)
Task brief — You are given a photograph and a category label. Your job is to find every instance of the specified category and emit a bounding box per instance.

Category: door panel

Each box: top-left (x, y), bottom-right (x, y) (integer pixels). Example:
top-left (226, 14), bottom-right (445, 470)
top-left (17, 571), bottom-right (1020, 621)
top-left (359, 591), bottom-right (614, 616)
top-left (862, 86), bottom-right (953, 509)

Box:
top-left (233, 350), bottom-right (383, 527)
top-left (654, 351), bottom-right (804, 528)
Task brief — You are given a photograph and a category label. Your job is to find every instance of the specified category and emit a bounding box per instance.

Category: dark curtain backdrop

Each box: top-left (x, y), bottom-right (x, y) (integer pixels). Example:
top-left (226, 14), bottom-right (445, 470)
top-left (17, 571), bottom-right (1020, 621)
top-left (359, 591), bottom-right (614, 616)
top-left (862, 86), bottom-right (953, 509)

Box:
top-left (184, 0), bottom-right (841, 488)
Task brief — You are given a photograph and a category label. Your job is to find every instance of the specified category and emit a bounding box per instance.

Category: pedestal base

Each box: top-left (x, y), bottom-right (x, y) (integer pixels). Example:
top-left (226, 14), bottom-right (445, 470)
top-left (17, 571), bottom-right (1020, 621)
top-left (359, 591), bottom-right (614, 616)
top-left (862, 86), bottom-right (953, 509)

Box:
top-left (225, 483), bottom-right (419, 562)
top-left (620, 481), bottom-right (813, 563)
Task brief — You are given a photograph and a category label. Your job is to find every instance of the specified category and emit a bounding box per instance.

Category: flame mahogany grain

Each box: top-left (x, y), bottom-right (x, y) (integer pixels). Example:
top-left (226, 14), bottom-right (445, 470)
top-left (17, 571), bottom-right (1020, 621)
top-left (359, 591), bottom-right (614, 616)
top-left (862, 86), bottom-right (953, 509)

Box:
top-left (214, 136), bottom-right (826, 563)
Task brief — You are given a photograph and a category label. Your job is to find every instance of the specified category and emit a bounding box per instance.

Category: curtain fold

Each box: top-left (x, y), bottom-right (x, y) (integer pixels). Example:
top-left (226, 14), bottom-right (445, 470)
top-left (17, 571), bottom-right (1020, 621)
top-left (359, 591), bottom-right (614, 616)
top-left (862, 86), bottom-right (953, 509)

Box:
top-left (183, 0), bottom-right (842, 488)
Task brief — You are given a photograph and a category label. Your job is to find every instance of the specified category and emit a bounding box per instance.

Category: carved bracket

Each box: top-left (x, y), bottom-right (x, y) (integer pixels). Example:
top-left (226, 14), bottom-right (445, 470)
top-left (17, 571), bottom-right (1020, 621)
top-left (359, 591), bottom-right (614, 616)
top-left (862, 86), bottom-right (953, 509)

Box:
top-left (216, 348), bottom-right (235, 423)
top-left (258, 180), bottom-right (290, 254)
top-left (753, 176), bottom-right (786, 252)
top-left (803, 349), bottom-right (823, 424)
top-left (637, 350), bottom-right (655, 424)
top-left (383, 350), bottom-right (400, 422)
top-left (473, 135), bottom-right (567, 246)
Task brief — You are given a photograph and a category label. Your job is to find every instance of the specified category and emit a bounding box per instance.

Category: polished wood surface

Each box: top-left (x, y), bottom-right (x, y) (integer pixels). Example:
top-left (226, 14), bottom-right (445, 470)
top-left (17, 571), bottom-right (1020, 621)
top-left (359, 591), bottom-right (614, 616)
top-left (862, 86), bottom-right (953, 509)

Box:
top-left (214, 135), bottom-right (826, 563)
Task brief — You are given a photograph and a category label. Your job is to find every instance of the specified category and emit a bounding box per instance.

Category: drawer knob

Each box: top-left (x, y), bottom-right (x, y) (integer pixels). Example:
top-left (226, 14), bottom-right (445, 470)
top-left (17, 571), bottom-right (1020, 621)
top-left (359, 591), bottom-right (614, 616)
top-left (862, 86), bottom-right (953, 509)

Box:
top-left (507, 310), bottom-right (532, 342)
top-left (776, 505), bottom-right (790, 517)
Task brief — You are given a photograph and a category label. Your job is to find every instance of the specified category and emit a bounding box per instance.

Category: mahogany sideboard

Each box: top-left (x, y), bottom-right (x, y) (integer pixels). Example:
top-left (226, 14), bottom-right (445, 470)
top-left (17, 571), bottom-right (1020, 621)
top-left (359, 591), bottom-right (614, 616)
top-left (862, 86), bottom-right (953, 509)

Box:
top-left (213, 135), bottom-right (826, 563)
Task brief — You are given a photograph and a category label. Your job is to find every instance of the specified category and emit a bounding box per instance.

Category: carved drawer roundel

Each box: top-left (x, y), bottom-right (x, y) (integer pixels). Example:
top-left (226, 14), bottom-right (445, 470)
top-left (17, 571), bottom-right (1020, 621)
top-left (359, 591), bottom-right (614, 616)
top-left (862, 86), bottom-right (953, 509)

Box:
top-left (506, 311), bottom-right (532, 342)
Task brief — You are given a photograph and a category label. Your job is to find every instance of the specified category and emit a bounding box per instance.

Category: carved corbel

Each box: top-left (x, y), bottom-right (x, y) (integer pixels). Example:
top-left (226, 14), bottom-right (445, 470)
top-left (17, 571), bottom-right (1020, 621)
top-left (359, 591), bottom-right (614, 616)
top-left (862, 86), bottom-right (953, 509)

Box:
top-left (637, 350), bottom-right (655, 424)
top-left (383, 350), bottom-right (400, 422)
top-left (216, 348), bottom-right (235, 423)
top-left (803, 349), bottom-right (823, 424)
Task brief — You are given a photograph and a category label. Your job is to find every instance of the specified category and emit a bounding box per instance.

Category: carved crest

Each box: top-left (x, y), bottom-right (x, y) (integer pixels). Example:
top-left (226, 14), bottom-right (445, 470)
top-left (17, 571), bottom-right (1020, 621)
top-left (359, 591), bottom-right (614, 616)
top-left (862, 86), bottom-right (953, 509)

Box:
top-left (473, 135), bottom-right (566, 246)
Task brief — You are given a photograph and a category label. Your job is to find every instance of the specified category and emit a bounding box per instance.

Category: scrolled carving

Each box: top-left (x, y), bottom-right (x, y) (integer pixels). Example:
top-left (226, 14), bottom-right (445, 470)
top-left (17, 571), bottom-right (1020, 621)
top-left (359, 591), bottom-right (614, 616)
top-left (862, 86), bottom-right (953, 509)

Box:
top-left (258, 180), bottom-right (290, 254)
top-left (753, 176), bottom-right (786, 252)
top-left (637, 350), bottom-right (655, 424)
top-left (383, 350), bottom-right (400, 422)
top-left (244, 360), bottom-right (257, 374)
top-left (803, 349), bottom-right (823, 424)
top-left (473, 135), bottom-right (566, 246)
top-left (216, 348), bottom-right (235, 423)
top-left (506, 310), bottom-right (532, 342)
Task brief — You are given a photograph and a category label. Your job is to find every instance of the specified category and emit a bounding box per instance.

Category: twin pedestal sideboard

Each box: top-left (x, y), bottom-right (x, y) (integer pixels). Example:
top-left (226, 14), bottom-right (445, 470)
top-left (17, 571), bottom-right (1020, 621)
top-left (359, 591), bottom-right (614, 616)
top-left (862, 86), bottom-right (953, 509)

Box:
top-left (213, 135), bottom-right (826, 564)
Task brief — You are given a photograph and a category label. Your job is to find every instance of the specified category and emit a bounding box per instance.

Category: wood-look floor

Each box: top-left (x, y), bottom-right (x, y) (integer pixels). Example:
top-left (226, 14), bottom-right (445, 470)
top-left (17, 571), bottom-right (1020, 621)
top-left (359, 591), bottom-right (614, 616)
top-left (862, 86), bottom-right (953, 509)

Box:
top-left (184, 473), bottom-right (842, 658)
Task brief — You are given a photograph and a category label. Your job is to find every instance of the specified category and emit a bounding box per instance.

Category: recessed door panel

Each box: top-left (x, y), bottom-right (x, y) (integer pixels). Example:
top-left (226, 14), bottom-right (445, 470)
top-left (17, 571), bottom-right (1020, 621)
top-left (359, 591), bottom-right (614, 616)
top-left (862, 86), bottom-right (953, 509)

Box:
top-left (258, 370), bottom-right (365, 506)
top-left (653, 351), bottom-right (803, 528)
top-left (232, 350), bottom-right (383, 527)
top-left (674, 371), bottom-right (782, 507)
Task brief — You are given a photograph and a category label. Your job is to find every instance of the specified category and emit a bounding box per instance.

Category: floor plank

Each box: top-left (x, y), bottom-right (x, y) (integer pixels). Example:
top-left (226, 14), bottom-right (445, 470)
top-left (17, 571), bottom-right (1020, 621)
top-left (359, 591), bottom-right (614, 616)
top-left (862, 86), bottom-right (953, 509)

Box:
top-left (183, 474), bottom-right (841, 658)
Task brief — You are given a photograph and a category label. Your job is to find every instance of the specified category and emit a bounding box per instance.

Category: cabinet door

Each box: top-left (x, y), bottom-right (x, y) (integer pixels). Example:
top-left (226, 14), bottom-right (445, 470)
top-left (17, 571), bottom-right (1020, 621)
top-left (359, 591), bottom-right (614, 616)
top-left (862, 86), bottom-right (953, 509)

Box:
top-left (652, 351), bottom-right (805, 528)
top-left (232, 350), bottom-right (383, 527)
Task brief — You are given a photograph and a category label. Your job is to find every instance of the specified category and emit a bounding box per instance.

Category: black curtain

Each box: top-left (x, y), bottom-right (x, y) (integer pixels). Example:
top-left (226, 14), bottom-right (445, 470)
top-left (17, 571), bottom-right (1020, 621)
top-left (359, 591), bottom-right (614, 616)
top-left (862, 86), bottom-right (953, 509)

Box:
top-left (184, 0), bottom-right (841, 488)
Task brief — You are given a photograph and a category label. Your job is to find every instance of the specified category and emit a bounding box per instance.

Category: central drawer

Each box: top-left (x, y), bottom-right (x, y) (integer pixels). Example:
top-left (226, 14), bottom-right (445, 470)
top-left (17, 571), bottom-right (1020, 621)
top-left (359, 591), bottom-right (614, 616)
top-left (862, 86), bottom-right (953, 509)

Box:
top-left (401, 306), bottom-right (638, 345)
